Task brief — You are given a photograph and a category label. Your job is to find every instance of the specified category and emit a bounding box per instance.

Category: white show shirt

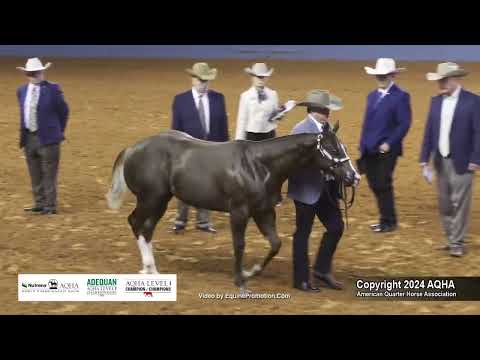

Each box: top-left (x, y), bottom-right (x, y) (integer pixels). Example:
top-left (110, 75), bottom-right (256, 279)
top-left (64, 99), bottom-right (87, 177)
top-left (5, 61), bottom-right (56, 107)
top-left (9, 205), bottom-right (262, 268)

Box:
top-left (438, 86), bottom-right (461, 157)
top-left (309, 114), bottom-right (325, 133)
top-left (192, 87), bottom-right (210, 134)
top-left (235, 86), bottom-right (279, 140)
top-left (24, 83), bottom-right (41, 129)
top-left (377, 81), bottom-right (394, 99)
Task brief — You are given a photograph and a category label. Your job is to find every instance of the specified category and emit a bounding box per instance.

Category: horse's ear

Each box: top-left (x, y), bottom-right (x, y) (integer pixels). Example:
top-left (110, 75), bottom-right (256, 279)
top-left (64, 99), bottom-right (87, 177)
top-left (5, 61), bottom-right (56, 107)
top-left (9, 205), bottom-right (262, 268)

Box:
top-left (333, 120), bottom-right (340, 134)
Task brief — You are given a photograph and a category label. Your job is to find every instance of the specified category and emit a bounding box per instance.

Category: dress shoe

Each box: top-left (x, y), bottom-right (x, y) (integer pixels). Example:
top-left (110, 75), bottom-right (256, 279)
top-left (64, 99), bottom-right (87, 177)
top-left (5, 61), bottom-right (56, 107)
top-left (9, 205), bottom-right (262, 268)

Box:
top-left (372, 223), bottom-right (397, 233)
top-left (294, 281), bottom-right (321, 293)
top-left (40, 209), bottom-right (57, 215)
top-left (313, 272), bottom-right (344, 290)
top-left (450, 247), bottom-right (464, 257)
top-left (172, 224), bottom-right (186, 234)
top-left (24, 206), bottom-right (44, 213)
top-left (196, 225), bottom-right (217, 234)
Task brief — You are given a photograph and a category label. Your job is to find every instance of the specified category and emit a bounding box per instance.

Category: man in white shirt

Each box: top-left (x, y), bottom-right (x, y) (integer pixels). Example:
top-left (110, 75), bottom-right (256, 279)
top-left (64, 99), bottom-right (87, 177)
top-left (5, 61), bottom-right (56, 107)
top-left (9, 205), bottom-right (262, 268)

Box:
top-left (419, 62), bottom-right (480, 257)
top-left (16, 58), bottom-right (69, 215)
top-left (359, 58), bottom-right (412, 233)
top-left (171, 62), bottom-right (229, 234)
top-left (235, 63), bottom-right (283, 141)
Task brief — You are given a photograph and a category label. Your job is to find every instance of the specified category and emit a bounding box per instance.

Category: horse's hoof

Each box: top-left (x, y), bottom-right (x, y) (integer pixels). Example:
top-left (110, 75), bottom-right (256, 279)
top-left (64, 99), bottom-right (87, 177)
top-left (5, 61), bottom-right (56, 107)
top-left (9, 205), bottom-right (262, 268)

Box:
top-left (239, 286), bottom-right (252, 295)
top-left (139, 267), bottom-right (159, 275)
top-left (242, 264), bottom-right (263, 279)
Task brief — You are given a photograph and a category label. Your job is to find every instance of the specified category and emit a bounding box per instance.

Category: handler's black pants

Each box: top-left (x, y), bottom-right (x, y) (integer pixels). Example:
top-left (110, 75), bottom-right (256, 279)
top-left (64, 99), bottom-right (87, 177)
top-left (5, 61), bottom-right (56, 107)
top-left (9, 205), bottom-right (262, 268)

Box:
top-left (292, 183), bottom-right (344, 285)
top-left (364, 152), bottom-right (399, 226)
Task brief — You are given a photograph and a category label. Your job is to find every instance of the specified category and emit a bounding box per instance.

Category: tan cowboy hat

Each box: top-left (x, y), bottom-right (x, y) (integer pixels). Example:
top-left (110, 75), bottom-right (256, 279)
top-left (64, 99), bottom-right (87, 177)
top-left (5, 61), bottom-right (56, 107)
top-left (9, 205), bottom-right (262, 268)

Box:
top-left (364, 58), bottom-right (406, 76)
top-left (296, 90), bottom-right (343, 111)
top-left (16, 57), bottom-right (52, 72)
top-left (185, 62), bottom-right (217, 81)
top-left (244, 63), bottom-right (274, 77)
top-left (426, 62), bottom-right (468, 81)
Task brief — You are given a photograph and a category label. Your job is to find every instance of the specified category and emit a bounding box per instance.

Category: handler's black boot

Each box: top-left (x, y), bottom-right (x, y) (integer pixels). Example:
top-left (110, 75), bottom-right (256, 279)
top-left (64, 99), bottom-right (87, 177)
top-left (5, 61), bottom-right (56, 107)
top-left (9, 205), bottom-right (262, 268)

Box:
top-left (313, 272), bottom-right (344, 290)
top-left (24, 206), bottom-right (44, 213)
top-left (172, 224), bottom-right (186, 234)
top-left (294, 281), bottom-right (321, 293)
top-left (371, 222), bottom-right (397, 233)
top-left (196, 225), bottom-right (217, 234)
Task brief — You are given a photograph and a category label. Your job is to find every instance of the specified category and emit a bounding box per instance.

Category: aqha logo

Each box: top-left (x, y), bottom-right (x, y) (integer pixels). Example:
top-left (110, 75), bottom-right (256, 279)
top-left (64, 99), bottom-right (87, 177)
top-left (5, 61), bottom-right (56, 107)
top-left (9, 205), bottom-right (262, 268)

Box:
top-left (48, 279), bottom-right (58, 290)
top-left (59, 282), bottom-right (79, 291)
top-left (144, 291), bottom-right (153, 297)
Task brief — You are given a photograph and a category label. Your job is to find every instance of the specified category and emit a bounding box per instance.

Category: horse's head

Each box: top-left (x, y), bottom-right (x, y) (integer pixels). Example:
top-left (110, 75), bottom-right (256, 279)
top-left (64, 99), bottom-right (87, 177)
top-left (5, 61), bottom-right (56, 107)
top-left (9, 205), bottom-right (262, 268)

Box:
top-left (311, 121), bottom-right (360, 187)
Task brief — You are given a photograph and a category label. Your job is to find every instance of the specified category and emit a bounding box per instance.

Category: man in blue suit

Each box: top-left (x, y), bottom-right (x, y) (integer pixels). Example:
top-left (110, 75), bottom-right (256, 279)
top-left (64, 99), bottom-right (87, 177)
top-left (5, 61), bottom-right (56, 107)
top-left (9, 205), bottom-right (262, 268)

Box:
top-left (288, 90), bottom-right (350, 293)
top-left (420, 62), bottom-right (480, 257)
top-left (359, 58), bottom-right (412, 233)
top-left (171, 62), bottom-right (229, 233)
top-left (17, 58), bottom-right (69, 215)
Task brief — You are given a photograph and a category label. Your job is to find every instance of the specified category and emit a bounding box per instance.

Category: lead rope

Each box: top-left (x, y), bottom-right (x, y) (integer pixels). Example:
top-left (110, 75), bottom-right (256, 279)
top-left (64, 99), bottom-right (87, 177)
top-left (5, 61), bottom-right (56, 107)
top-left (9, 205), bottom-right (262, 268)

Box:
top-left (324, 179), bottom-right (355, 229)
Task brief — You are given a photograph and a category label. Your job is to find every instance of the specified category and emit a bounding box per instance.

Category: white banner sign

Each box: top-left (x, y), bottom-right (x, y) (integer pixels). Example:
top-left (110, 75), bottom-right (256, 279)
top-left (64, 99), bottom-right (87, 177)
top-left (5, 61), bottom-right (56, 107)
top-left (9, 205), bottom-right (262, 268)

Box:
top-left (18, 274), bottom-right (177, 302)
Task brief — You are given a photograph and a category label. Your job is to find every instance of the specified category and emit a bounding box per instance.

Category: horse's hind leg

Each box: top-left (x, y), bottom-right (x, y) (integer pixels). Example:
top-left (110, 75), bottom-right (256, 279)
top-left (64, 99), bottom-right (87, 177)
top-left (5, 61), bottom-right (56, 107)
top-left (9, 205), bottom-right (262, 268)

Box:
top-left (243, 208), bottom-right (281, 279)
top-left (129, 194), bottom-right (172, 274)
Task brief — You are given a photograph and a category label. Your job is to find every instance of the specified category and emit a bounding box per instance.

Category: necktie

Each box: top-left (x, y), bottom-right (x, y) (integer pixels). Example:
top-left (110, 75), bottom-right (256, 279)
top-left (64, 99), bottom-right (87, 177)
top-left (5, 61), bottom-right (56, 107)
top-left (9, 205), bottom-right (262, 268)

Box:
top-left (28, 85), bottom-right (40, 132)
top-left (373, 90), bottom-right (384, 108)
top-left (198, 93), bottom-right (208, 136)
top-left (257, 88), bottom-right (267, 103)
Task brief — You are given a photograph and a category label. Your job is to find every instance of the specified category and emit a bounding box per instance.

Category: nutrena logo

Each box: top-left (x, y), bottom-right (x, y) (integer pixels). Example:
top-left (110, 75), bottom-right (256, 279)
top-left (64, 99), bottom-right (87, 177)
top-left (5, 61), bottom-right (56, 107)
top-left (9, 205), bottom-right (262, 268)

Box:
top-left (87, 279), bottom-right (117, 286)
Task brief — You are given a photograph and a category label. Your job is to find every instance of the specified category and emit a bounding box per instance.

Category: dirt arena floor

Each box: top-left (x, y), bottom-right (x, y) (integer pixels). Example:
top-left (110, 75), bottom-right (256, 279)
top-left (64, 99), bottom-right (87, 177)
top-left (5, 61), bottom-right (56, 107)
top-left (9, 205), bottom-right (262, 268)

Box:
top-left (2, 57), bottom-right (480, 315)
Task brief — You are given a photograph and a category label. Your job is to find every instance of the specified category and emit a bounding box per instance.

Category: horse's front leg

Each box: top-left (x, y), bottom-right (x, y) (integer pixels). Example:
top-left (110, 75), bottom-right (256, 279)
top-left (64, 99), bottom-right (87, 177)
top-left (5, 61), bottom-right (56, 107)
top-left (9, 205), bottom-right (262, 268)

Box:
top-left (244, 208), bottom-right (281, 279)
top-left (230, 205), bottom-right (250, 293)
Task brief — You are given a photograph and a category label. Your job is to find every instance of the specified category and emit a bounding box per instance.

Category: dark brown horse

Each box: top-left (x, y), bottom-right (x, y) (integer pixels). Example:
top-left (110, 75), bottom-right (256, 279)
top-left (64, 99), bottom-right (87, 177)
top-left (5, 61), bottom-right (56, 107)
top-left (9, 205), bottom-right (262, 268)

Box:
top-left (106, 125), bottom-right (358, 292)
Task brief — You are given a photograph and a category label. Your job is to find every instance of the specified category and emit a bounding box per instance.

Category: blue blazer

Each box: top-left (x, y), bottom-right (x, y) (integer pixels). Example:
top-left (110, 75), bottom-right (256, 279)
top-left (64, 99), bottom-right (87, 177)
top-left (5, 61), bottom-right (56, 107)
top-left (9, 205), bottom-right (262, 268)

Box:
top-left (359, 84), bottom-right (412, 157)
top-left (419, 89), bottom-right (480, 175)
top-left (17, 81), bottom-right (69, 148)
top-left (171, 90), bottom-right (229, 142)
top-left (287, 117), bottom-right (327, 205)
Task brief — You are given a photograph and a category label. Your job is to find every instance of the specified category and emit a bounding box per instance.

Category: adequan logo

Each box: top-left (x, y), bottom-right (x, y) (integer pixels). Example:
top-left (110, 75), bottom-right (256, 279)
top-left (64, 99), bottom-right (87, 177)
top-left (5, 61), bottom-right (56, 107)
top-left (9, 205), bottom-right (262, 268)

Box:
top-left (86, 278), bottom-right (118, 297)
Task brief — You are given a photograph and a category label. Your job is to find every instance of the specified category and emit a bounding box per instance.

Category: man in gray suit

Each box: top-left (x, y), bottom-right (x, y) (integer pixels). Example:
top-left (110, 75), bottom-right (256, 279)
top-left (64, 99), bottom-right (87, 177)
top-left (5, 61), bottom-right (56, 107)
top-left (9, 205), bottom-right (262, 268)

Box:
top-left (288, 90), bottom-right (349, 292)
top-left (420, 63), bottom-right (480, 257)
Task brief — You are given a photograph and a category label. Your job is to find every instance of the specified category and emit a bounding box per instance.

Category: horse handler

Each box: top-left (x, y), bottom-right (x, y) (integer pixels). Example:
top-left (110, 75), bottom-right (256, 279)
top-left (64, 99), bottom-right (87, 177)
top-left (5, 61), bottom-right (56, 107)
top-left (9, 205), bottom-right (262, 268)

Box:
top-left (288, 90), bottom-right (347, 293)
top-left (17, 58), bottom-right (69, 215)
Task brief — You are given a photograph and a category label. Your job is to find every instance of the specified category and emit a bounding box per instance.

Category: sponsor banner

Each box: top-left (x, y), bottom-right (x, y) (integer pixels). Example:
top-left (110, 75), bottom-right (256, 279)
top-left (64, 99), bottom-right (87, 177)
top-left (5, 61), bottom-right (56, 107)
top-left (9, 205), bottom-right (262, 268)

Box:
top-left (18, 274), bottom-right (176, 302)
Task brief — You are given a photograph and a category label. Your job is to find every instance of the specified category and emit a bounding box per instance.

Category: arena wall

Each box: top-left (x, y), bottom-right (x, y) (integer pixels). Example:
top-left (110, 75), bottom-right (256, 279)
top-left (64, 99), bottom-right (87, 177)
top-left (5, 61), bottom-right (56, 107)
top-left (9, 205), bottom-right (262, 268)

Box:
top-left (1, 45), bottom-right (480, 61)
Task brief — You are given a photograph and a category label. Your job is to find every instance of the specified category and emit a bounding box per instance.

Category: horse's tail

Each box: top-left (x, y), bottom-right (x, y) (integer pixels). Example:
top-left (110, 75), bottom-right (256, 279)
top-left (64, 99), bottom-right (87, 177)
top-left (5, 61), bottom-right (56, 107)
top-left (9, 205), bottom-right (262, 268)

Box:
top-left (106, 147), bottom-right (132, 210)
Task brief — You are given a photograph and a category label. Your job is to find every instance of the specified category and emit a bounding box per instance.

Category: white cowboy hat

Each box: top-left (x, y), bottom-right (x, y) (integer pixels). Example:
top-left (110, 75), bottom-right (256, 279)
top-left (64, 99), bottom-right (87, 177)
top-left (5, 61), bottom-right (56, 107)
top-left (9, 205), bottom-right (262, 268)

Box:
top-left (364, 58), bottom-right (406, 76)
top-left (296, 89), bottom-right (343, 111)
top-left (16, 57), bottom-right (52, 72)
top-left (244, 63), bottom-right (274, 77)
top-left (426, 62), bottom-right (468, 81)
top-left (185, 62), bottom-right (217, 81)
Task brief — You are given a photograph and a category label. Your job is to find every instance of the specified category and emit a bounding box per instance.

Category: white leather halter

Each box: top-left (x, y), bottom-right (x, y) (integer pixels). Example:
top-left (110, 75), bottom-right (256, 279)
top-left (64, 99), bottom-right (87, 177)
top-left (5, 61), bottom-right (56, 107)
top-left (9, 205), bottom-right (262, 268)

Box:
top-left (316, 133), bottom-right (350, 166)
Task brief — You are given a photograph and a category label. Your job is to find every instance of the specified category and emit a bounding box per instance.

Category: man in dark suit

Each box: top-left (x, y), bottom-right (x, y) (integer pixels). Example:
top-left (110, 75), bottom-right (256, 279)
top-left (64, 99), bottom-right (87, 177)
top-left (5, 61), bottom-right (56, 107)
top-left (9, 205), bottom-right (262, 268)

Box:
top-left (17, 58), bottom-right (69, 215)
top-left (171, 62), bottom-right (229, 233)
top-left (288, 90), bottom-right (351, 293)
top-left (420, 62), bottom-right (480, 257)
top-left (359, 58), bottom-right (412, 233)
